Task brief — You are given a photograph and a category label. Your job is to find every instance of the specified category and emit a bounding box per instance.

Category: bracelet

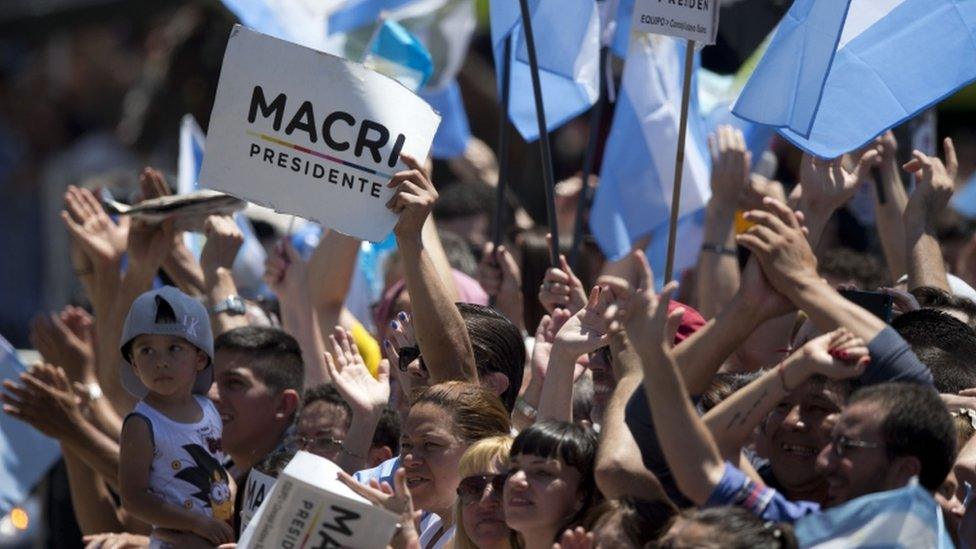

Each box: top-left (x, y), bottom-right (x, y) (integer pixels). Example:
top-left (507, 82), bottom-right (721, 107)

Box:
top-left (777, 363), bottom-right (794, 393)
top-left (515, 397), bottom-right (538, 420)
top-left (701, 243), bottom-right (737, 256)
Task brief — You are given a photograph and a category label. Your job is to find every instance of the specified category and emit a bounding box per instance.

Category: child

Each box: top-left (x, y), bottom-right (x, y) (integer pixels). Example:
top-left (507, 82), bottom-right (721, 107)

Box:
top-left (118, 286), bottom-right (235, 547)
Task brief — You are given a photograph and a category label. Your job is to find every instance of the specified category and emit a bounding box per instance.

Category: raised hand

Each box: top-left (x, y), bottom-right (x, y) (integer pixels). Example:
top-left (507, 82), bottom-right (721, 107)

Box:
top-left (736, 197), bottom-right (819, 298)
top-left (478, 242), bottom-right (524, 328)
top-left (737, 257), bottom-right (795, 322)
top-left (552, 286), bottom-right (613, 358)
top-left (263, 239), bottom-right (309, 305)
top-left (326, 327), bottom-right (390, 415)
top-left (388, 154), bottom-right (438, 240)
top-left (61, 185), bottom-right (130, 267)
top-left (200, 215), bottom-right (244, 278)
top-left (790, 328), bottom-right (870, 381)
top-left (798, 150), bottom-right (879, 216)
top-left (904, 137), bottom-right (958, 223)
top-left (337, 468), bottom-right (421, 546)
top-left (29, 306), bottom-right (96, 383)
top-left (539, 253), bottom-right (587, 314)
top-left (708, 125), bottom-right (751, 204)
top-left (1, 363), bottom-right (87, 440)
top-left (126, 218), bottom-right (174, 274)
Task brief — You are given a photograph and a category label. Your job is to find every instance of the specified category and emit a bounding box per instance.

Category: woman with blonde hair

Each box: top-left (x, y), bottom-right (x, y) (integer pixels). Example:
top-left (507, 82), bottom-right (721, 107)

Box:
top-left (454, 435), bottom-right (518, 549)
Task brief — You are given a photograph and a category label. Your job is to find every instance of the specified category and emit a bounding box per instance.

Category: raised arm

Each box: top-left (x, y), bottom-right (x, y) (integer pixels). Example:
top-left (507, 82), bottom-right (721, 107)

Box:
top-left (103, 215), bottom-right (176, 414)
top-left (594, 330), bottom-right (672, 503)
top-left (738, 197), bottom-right (889, 343)
top-left (608, 267), bottom-right (724, 506)
top-left (138, 168), bottom-right (208, 297)
top-left (389, 154), bottom-right (477, 383)
top-left (477, 242), bottom-right (525, 332)
top-left (537, 287), bottom-right (611, 422)
top-left (264, 240), bottom-right (330, 387)
top-left (794, 150), bottom-right (878, 249)
top-left (869, 131), bottom-right (910, 281)
top-left (324, 327), bottom-right (390, 474)
top-left (308, 228), bottom-right (361, 338)
top-left (199, 215), bottom-right (249, 336)
top-left (703, 330), bottom-right (869, 462)
top-left (1, 364), bottom-right (122, 491)
top-left (696, 125), bottom-right (750, 320)
top-left (904, 138), bottom-right (957, 293)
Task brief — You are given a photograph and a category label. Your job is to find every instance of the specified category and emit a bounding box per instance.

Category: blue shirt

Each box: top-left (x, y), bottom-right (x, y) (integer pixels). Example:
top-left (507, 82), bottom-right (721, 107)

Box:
top-left (706, 461), bottom-right (821, 523)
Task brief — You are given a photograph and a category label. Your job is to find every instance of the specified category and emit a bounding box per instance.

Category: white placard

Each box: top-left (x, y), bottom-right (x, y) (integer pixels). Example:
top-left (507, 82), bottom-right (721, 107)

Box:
top-left (238, 451), bottom-right (399, 549)
top-left (239, 468), bottom-right (277, 532)
top-left (200, 25), bottom-right (442, 242)
top-left (632, 0), bottom-right (720, 45)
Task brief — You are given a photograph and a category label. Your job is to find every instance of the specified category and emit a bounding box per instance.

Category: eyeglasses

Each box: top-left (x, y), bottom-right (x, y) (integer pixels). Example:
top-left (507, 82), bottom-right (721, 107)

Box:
top-left (457, 474), bottom-right (508, 505)
top-left (397, 345), bottom-right (428, 374)
top-left (297, 434), bottom-right (344, 454)
top-left (831, 435), bottom-right (881, 457)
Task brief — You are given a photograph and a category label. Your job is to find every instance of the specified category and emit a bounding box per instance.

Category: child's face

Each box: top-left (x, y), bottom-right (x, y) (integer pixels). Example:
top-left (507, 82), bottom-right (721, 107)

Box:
top-left (130, 334), bottom-right (207, 396)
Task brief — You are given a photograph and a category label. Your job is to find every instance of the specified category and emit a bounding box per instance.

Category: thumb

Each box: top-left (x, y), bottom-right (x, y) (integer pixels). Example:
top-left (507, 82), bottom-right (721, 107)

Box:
top-left (665, 307), bottom-right (685, 349)
top-left (632, 250), bottom-right (653, 292)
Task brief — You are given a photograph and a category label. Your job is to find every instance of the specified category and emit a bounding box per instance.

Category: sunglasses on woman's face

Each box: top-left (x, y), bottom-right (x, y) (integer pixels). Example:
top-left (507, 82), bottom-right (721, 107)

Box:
top-left (457, 473), bottom-right (508, 505)
top-left (397, 345), bottom-right (428, 373)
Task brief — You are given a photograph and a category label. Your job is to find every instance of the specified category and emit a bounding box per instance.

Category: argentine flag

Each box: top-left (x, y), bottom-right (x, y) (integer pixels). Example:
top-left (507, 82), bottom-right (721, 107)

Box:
top-left (733, 0), bottom-right (976, 159)
top-left (489, 0), bottom-right (601, 142)
top-left (363, 19), bottom-right (434, 92)
top-left (179, 114), bottom-right (268, 298)
top-left (590, 35), bottom-right (711, 285)
top-left (795, 481), bottom-right (953, 548)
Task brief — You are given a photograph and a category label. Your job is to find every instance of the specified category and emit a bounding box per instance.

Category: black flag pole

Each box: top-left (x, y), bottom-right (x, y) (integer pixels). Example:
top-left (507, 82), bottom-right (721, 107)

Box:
top-left (516, 0), bottom-right (561, 266)
top-left (492, 36), bottom-right (513, 249)
top-left (568, 45), bottom-right (608, 271)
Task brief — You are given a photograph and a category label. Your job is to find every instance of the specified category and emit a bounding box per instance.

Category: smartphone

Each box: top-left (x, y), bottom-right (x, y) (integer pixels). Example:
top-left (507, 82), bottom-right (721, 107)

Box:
top-left (839, 289), bottom-right (893, 323)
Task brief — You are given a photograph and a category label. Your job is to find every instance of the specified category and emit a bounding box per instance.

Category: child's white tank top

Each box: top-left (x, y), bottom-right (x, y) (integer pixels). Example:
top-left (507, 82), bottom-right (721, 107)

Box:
top-left (130, 395), bottom-right (234, 528)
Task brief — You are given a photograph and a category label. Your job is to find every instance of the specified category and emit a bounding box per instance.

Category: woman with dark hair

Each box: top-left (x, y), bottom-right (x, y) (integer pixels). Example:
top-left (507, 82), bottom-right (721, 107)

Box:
top-left (658, 507), bottom-right (797, 549)
top-left (503, 420), bottom-right (599, 549)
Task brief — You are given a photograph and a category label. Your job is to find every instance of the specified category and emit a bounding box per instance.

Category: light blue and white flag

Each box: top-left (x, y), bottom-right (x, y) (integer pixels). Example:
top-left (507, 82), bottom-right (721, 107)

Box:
top-left (0, 336), bottom-right (60, 514)
top-left (363, 19), bottom-right (434, 91)
top-left (178, 114), bottom-right (267, 298)
top-left (590, 35), bottom-right (711, 284)
top-left (219, 0), bottom-right (340, 49)
top-left (489, 0), bottom-right (601, 142)
top-left (420, 82), bottom-right (471, 158)
top-left (219, 0), bottom-right (476, 159)
top-left (733, 0), bottom-right (976, 159)
top-left (178, 114), bottom-right (207, 257)
top-left (794, 481), bottom-right (953, 549)
top-left (952, 171), bottom-right (976, 219)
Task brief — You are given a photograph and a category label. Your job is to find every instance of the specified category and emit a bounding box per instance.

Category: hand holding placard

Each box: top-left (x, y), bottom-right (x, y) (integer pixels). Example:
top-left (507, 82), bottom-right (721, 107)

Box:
top-left (200, 26), bottom-right (441, 243)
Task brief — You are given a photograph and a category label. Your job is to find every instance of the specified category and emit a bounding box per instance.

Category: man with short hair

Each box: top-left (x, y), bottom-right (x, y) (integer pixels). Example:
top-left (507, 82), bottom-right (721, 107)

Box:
top-left (296, 385), bottom-right (400, 467)
top-left (208, 326), bottom-right (304, 533)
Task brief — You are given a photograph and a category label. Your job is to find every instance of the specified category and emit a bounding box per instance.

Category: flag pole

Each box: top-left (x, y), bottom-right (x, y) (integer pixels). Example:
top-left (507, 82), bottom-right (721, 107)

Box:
top-left (492, 36), bottom-right (513, 248)
top-left (489, 36), bottom-right (513, 308)
top-left (568, 45), bottom-right (608, 271)
top-left (663, 39), bottom-right (695, 284)
top-left (516, 0), bottom-right (560, 266)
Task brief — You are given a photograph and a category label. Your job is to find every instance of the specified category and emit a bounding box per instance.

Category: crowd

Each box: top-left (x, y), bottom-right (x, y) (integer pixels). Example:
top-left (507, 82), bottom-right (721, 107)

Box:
top-left (3, 115), bottom-right (976, 549)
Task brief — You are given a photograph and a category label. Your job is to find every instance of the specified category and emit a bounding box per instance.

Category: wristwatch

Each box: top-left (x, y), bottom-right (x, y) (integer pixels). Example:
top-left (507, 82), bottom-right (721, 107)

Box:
top-left (212, 295), bottom-right (247, 316)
